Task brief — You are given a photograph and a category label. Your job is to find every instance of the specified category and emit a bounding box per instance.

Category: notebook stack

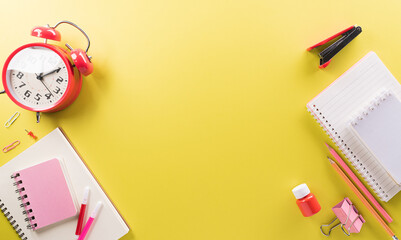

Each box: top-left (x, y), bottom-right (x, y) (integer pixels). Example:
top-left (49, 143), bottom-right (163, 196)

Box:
top-left (307, 52), bottom-right (401, 202)
top-left (0, 128), bottom-right (130, 240)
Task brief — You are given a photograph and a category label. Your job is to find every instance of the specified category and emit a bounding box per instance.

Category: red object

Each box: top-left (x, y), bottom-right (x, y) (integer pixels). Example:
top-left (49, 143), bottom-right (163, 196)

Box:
top-left (31, 26), bottom-right (61, 41)
top-left (307, 26), bottom-right (354, 51)
top-left (319, 60), bottom-right (331, 69)
top-left (70, 49), bottom-right (93, 76)
top-left (75, 204), bottom-right (87, 236)
top-left (292, 183), bottom-right (321, 217)
top-left (25, 129), bottom-right (38, 140)
top-left (2, 42), bottom-right (82, 113)
top-left (296, 193), bottom-right (321, 217)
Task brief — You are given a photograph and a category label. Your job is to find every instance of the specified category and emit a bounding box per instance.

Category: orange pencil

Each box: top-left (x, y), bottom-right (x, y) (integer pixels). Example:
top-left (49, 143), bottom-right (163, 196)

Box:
top-left (328, 157), bottom-right (398, 239)
top-left (325, 143), bottom-right (392, 223)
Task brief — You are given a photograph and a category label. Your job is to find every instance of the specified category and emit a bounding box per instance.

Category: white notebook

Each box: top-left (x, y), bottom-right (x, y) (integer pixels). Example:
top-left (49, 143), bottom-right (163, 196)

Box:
top-left (307, 52), bottom-right (401, 202)
top-left (350, 91), bottom-right (401, 185)
top-left (0, 128), bottom-right (130, 240)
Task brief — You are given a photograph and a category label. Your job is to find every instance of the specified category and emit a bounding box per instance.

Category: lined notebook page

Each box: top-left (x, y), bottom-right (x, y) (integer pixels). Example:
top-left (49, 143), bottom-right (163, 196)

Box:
top-left (307, 52), bottom-right (401, 202)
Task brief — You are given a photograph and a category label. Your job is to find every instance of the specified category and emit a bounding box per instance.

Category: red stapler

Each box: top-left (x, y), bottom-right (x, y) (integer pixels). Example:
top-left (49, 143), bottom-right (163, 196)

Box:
top-left (307, 25), bottom-right (362, 68)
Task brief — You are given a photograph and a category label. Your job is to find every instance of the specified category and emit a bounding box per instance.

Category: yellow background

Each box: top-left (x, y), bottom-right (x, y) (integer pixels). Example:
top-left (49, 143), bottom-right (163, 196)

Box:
top-left (1, 0), bottom-right (401, 239)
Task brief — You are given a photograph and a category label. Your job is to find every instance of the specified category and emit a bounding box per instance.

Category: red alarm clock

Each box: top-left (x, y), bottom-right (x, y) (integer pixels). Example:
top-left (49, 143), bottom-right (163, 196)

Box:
top-left (1, 21), bottom-right (93, 122)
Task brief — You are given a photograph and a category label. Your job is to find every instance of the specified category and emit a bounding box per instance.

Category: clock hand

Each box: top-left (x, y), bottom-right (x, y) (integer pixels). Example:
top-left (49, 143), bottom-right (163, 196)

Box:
top-left (37, 78), bottom-right (54, 97)
top-left (37, 67), bottom-right (61, 80)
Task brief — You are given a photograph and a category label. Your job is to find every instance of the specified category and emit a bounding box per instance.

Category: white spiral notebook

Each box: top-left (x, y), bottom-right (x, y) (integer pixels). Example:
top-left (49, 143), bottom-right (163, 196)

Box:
top-left (307, 51), bottom-right (401, 202)
top-left (350, 91), bottom-right (401, 186)
top-left (0, 128), bottom-right (130, 240)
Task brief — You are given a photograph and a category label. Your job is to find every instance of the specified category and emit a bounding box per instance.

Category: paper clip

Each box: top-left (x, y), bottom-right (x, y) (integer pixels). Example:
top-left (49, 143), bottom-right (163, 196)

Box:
top-left (4, 112), bottom-right (20, 128)
top-left (320, 198), bottom-right (365, 236)
top-left (3, 140), bottom-right (20, 153)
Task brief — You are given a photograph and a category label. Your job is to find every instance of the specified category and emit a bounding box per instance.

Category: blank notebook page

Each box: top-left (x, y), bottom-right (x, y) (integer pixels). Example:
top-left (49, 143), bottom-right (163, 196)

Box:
top-left (307, 51), bottom-right (401, 202)
top-left (351, 92), bottom-right (401, 185)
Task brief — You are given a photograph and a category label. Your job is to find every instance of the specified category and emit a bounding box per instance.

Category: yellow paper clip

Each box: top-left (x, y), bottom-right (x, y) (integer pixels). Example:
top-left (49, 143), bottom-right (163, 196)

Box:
top-left (4, 112), bottom-right (20, 128)
top-left (3, 140), bottom-right (20, 153)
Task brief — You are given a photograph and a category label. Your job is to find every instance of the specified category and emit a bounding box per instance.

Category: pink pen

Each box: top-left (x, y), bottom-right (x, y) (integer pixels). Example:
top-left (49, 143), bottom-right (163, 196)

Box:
top-left (78, 202), bottom-right (102, 240)
top-left (75, 187), bottom-right (90, 239)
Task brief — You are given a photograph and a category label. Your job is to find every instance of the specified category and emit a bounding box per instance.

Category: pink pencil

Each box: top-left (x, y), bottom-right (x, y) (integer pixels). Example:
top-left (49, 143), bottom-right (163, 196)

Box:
top-left (325, 143), bottom-right (393, 223)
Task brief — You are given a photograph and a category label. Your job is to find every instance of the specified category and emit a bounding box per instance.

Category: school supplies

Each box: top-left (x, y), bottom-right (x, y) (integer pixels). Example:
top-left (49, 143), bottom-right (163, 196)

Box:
top-left (0, 128), bottom-right (129, 240)
top-left (292, 183), bottom-right (321, 217)
top-left (25, 129), bottom-right (38, 140)
top-left (350, 91), bottom-right (401, 185)
top-left (3, 140), bottom-right (20, 153)
top-left (307, 52), bottom-right (401, 202)
top-left (4, 111), bottom-right (20, 128)
top-left (326, 143), bottom-right (392, 223)
top-left (328, 157), bottom-right (397, 239)
top-left (75, 187), bottom-right (89, 238)
top-left (320, 198), bottom-right (365, 236)
top-left (78, 202), bottom-right (102, 240)
top-left (12, 158), bottom-right (78, 230)
top-left (307, 25), bottom-right (362, 68)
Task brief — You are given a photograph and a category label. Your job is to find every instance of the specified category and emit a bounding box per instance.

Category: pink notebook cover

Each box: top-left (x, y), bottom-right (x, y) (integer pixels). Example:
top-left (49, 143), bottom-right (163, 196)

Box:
top-left (12, 158), bottom-right (77, 230)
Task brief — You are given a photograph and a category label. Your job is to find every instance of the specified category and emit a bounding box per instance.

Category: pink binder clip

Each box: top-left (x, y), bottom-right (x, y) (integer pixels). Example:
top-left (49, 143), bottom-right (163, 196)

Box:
top-left (320, 198), bottom-right (365, 236)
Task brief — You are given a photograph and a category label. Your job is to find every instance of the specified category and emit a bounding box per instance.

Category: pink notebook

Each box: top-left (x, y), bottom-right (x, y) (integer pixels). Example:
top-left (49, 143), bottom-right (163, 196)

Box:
top-left (12, 158), bottom-right (77, 230)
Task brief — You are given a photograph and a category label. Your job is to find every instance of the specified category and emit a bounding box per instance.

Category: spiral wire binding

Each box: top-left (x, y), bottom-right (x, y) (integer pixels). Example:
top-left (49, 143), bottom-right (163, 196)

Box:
top-left (12, 173), bottom-right (38, 231)
top-left (0, 199), bottom-right (28, 240)
top-left (307, 99), bottom-right (389, 201)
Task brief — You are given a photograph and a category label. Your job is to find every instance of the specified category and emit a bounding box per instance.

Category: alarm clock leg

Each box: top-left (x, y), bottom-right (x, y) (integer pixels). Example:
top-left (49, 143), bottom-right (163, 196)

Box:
top-left (36, 112), bottom-right (41, 123)
top-left (0, 90), bottom-right (5, 94)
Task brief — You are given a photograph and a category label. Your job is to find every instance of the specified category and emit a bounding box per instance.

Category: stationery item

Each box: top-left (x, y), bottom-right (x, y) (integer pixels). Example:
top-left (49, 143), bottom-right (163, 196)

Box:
top-left (0, 128), bottom-right (129, 240)
top-left (307, 25), bottom-right (362, 68)
top-left (3, 140), bottom-right (20, 153)
top-left (78, 202), bottom-right (102, 240)
top-left (25, 129), bottom-right (37, 140)
top-left (320, 198), bottom-right (365, 236)
top-left (350, 91), bottom-right (401, 185)
top-left (11, 158), bottom-right (77, 230)
top-left (326, 143), bottom-right (392, 223)
top-left (307, 52), bottom-right (401, 202)
top-left (0, 199), bottom-right (27, 240)
top-left (4, 111), bottom-right (20, 128)
top-left (75, 187), bottom-right (90, 238)
top-left (292, 183), bottom-right (321, 217)
top-left (328, 157), bottom-right (398, 239)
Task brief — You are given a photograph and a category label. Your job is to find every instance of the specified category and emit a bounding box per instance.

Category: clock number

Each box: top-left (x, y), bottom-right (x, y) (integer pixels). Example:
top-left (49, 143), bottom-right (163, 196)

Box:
top-left (19, 82), bottom-right (26, 88)
top-left (34, 93), bottom-right (42, 101)
top-left (56, 77), bottom-right (63, 84)
top-left (53, 86), bottom-right (61, 94)
top-left (24, 90), bottom-right (32, 98)
top-left (16, 72), bottom-right (24, 79)
top-left (45, 93), bottom-right (52, 100)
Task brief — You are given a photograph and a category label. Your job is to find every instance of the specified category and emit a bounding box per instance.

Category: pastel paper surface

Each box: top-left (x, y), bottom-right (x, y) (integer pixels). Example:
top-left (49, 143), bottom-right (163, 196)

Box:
top-left (351, 94), bottom-right (401, 184)
top-left (13, 158), bottom-right (77, 229)
top-left (332, 198), bottom-right (364, 233)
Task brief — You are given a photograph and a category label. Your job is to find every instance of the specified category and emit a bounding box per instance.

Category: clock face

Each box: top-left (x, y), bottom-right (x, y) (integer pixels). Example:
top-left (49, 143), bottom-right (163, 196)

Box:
top-left (5, 46), bottom-right (70, 110)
